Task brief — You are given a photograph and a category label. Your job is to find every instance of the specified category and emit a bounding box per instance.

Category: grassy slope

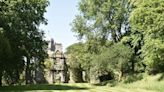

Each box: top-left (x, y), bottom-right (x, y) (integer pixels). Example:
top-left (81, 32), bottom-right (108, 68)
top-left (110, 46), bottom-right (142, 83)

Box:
top-left (0, 74), bottom-right (163, 92)
top-left (119, 74), bottom-right (164, 92)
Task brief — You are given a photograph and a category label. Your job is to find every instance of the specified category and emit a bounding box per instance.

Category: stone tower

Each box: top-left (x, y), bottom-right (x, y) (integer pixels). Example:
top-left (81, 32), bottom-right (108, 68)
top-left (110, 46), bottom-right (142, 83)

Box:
top-left (47, 39), bottom-right (68, 83)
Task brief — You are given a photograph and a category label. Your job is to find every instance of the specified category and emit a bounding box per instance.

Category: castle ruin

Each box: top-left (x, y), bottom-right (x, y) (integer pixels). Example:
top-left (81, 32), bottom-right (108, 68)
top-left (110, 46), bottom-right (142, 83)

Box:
top-left (46, 39), bottom-right (68, 83)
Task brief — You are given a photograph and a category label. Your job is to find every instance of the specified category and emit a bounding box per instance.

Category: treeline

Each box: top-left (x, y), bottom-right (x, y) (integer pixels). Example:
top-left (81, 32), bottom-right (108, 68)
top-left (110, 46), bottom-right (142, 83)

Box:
top-left (0, 0), bottom-right (49, 85)
top-left (66, 0), bottom-right (164, 83)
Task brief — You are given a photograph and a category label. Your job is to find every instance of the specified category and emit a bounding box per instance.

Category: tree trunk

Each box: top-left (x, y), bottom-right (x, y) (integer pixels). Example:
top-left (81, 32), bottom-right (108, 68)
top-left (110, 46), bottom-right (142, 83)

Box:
top-left (0, 73), bottom-right (2, 86)
top-left (118, 71), bottom-right (123, 82)
top-left (25, 56), bottom-right (31, 84)
top-left (132, 60), bottom-right (135, 72)
top-left (77, 69), bottom-right (83, 82)
top-left (111, 31), bottom-right (117, 42)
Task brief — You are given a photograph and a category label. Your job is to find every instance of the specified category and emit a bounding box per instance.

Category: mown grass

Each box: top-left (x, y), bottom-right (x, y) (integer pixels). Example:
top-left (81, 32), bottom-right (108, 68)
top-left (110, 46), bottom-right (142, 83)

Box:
top-left (0, 83), bottom-right (89, 92)
top-left (0, 74), bottom-right (163, 92)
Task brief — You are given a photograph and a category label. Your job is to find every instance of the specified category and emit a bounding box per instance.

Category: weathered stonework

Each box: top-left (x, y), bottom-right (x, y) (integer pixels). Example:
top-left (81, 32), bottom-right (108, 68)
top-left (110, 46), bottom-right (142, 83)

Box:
top-left (46, 39), bottom-right (68, 83)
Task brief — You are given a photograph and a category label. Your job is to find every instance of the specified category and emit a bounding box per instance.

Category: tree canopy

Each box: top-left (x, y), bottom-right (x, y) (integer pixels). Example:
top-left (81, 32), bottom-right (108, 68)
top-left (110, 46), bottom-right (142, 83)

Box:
top-left (68, 0), bottom-right (164, 83)
top-left (0, 0), bottom-right (49, 85)
top-left (130, 0), bottom-right (164, 73)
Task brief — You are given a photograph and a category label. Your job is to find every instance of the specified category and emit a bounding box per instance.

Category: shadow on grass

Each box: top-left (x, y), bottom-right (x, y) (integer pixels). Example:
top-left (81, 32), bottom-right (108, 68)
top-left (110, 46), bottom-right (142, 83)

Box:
top-left (158, 73), bottom-right (164, 81)
top-left (0, 84), bottom-right (89, 91)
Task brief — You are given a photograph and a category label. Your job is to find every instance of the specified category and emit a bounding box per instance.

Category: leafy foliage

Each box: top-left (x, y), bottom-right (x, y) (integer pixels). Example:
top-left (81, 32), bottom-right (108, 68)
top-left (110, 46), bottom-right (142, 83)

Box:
top-left (72, 0), bottom-right (131, 45)
top-left (130, 0), bottom-right (164, 73)
top-left (91, 43), bottom-right (133, 81)
top-left (0, 0), bottom-right (49, 85)
top-left (66, 43), bottom-right (91, 82)
top-left (70, 0), bottom-right (164, 84)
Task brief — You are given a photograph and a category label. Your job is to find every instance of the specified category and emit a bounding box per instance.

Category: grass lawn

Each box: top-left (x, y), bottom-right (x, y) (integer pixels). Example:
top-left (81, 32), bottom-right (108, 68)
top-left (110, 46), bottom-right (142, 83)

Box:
top-left (1, 74), bottom-right (164, 92)
top-left (0, 83), bottom-right (158, 92)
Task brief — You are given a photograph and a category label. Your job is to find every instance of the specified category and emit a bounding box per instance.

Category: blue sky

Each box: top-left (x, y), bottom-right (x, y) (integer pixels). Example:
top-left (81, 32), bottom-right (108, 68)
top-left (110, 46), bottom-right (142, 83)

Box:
top-left (40, 0), bottom-right (80, 51)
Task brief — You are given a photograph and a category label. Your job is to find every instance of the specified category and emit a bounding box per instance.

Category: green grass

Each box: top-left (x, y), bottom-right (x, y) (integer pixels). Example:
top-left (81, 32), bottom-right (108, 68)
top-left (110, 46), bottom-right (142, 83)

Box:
top-left (119, 74), bottom-right (164, 92)
top-left (0, 74), bottom-right (164, 92)
top-left (0, 83), bottom-right (159, 92)
top-left (0, 84), bottom-right (88, 91)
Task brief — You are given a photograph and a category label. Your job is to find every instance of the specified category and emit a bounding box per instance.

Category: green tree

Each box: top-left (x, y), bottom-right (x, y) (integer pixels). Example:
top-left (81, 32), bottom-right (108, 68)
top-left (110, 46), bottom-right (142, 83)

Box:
top-left (66, 42), bottom-right (87, 82)
top-left (129, 0), bottom-right (164, 73)
top-left (0, 0), bottom-right (49, 85)
top-left (91, 43), bottom-right (133, 81)
top-left (72, 0), bottom-right (131, 44)
top-left (71, 0), bottom-right (135, 83)
top-left (0, 32), bottom-right (13, 86)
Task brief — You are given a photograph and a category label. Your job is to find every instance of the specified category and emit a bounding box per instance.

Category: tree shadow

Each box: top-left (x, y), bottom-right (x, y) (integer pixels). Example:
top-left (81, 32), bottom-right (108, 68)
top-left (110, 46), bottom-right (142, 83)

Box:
top-left (158, 73), bottom-right (164, 81)
top-left (0, 84), bottom-right (89, 92)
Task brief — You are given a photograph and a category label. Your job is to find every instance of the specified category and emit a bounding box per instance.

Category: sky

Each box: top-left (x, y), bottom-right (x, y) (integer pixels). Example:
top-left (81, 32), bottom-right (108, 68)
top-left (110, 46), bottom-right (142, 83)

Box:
top-left (40, 0), bottom-right (80, 51)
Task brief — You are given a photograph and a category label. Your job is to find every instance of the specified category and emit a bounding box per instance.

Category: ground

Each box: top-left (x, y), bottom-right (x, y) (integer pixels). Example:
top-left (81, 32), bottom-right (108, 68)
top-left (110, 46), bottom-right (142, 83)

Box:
top-left (1, 73), bottom-right (164, 92)
top-left (0, 83), bottom-right (157, 92)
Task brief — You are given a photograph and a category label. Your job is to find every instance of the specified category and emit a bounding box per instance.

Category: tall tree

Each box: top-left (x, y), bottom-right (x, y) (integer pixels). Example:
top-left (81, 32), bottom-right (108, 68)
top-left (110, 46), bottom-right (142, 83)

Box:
top-left (0, 0), bottom-right (49, 85)
top-left (72, 0), bottom-right (131, 44)
top-left (130, 0), bottom-right (164, 73)
top-left (0, 32), bottom-right (13, 86)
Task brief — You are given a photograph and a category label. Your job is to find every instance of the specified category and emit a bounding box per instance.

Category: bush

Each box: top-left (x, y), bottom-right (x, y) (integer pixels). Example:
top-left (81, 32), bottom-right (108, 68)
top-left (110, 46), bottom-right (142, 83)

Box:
top-left (123, 73), bottom-right (143, 83)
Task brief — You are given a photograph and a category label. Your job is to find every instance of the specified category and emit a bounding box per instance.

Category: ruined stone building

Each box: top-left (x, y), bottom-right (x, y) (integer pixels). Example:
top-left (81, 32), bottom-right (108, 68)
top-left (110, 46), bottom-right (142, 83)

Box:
top-left (46, 39), bottom-right (68, 83)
